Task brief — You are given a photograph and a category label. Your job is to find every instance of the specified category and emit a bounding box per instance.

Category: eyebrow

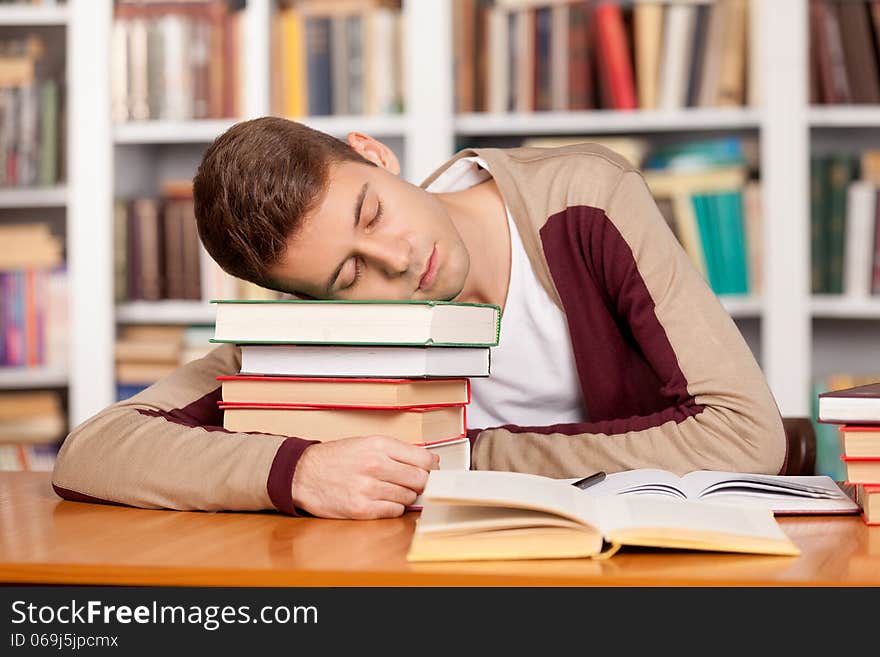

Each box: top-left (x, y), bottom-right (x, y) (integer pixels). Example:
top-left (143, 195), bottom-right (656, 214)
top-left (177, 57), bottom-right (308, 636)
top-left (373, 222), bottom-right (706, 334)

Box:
top-left (324, 182), bottom-right (369, 296)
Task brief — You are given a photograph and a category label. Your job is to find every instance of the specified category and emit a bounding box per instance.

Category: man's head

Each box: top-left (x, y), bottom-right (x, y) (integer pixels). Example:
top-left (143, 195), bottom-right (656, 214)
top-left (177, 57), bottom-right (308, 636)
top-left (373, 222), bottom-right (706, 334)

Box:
top-left (193, 117), bottom-right (470, 301)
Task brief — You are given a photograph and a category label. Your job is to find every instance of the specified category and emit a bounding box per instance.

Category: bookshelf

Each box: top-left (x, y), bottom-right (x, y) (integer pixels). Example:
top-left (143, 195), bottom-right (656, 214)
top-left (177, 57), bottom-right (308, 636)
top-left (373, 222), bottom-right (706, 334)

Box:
top-left (61, 0), bottom-right (879, 433)
top-left (0, 4), bottom-right (68, 27)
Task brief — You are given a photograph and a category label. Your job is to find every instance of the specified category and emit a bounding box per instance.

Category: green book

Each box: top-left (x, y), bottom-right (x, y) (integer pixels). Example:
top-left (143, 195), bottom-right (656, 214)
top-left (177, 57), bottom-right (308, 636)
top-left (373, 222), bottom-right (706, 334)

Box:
top-left (38, 79), bottom-right (58, 186)
top-left (811, 379), bottom-right (846, 481)
top-left (826, 155), bottom-right (859, 294)
top-left (809, 158), bottom-right (827, 294)
top-left (210, 299), bottom-right (502, 347)
top-left (718, 190), bottom-right (749, 295)
top-left (692, 194), bottom-right (724, 294)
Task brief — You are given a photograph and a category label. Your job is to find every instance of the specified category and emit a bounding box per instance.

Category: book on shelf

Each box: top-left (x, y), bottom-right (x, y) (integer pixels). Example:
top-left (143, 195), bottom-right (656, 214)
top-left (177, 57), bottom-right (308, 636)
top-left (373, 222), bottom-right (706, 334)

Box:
top-left (0, 390), bottom-right (65, 445)
top-left (810, 0), bottom-right (880, 105)
top-left (0, 33), bottom-right (62, 187)
top-left (818, 381), bottom-right (880, 424)
top-left (239, 344), bottom-right (491, 378)
top-left (637, 141), bottom-right (757, 296)
top-left (406, 469), bottom-right (800, 562)
top-left (117, 184), bottom-right (205, 303)
top-left (221, 403), bottom-right (466, 446)
top-left (0, 444), bottom-right (58, 473)
top-left (115, 324), bottom-right (214, 394)
top-left (565, 468), bottom-right (859, 515)
top-left (656, 1), bottom-right (696, 111)
top-left (211, 299), bottom-right (502, 347)
top-left (633, 0), bottom-right (663, 110)
top-left (843, 180), bottom-right (876, 298)
top-left (218, 375), bottom-right (470, 408)
top-left (112, 0), bottom-right (244, 121)
top-left (453, 0), bottom-right (753, 113)
top-left (853, 484), bottom-right (880, 525)
top-left (594, 0), bottom-right (636, 110)
top-left (0, 224), bottom-right (67, 371)
top-left (271, 0), bottom-right (404, 118)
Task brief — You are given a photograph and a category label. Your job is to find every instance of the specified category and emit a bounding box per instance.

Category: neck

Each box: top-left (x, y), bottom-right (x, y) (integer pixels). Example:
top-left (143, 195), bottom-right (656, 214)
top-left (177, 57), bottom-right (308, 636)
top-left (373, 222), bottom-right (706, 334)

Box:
top-left (435, 179), bottom-right (511, 309)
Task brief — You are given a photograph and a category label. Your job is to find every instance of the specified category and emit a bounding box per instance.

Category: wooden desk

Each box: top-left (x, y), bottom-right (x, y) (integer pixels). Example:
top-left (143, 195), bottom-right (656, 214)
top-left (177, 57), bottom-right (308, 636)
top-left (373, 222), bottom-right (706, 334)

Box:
top-left (2, 472), bottom-right (879, 586)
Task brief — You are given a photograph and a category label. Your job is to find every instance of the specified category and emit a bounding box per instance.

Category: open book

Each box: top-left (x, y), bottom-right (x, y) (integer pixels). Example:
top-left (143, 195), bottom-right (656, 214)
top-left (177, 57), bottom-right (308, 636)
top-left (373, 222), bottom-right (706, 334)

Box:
top-left (407, 470), bottom-right (800, 562)
top-left (569, 469), bottom-right (859, 515)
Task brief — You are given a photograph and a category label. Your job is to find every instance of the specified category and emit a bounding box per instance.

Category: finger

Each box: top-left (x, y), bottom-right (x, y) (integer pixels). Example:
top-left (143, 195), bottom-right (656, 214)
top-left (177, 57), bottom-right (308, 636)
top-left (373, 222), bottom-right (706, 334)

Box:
top-left (359, 500), bottom-right (406, 520)
top-left (377, 459), bottom-right (431, 493)
top-left (381, 440), bottom-right (437, 471)
top-left (369, 480), bottom-right (419, 507)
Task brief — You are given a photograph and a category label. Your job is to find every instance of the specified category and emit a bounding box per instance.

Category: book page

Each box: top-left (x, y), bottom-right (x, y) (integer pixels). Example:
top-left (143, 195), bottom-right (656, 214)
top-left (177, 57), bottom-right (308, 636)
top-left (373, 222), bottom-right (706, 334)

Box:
top-left (422, 470), bottom-right (601, 529)
top-left (596, 495), bottom-right (795, 550)
top-left (575, 469), bottom-right (688, 500)
top-left (416, 503), bottom-right (587, 535)
top-left (680, 471), bottom-right (850, 500)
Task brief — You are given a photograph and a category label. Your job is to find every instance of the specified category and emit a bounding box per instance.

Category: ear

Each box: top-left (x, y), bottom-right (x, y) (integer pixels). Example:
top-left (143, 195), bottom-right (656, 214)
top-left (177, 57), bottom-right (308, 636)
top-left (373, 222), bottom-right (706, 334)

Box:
top-left (346, 132), bottom-right (401, 175)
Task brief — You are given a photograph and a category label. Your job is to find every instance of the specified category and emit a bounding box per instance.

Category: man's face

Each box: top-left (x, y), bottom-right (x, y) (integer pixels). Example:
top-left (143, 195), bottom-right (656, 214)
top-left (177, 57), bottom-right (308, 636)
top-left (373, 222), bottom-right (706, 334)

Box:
top-left (270, 160), bottom-right (471, 301)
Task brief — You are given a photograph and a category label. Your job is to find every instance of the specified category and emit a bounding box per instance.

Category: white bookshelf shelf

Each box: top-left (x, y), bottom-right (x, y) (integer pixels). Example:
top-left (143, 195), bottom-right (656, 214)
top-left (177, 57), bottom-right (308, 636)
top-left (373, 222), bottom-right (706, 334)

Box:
top-left (809, 106), bottom-right (880, 128)
top-left (0, 185), bottom-right (67, 208)
top-left (811, 296), bottom-right (880, 319)
top-left (0, 368), bottom-right (68, 390)
top-left (116, 301), bottom-right (216, 325)
top-left (113, 115), bottom-right (409, 145)
top-left (455, 108), bottom-right (762, 136)
top-left (299, 114), bottom-right (409, 138)
top-left (720, 295), bottom-right (762, 318)
top-left (114, 120), bottom-right (240, 145)
top-left (58, 0), bottom-right (827, 423)
top-left (0, 5), bottom-right (68, 26)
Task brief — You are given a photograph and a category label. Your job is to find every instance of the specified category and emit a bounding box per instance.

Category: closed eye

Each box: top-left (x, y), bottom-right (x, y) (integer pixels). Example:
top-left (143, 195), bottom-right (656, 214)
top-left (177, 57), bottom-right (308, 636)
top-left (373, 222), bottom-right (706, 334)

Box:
top-left (341, 257), bottom-right (364, 291)
top-left (366, 199), bottom-right (384, 230)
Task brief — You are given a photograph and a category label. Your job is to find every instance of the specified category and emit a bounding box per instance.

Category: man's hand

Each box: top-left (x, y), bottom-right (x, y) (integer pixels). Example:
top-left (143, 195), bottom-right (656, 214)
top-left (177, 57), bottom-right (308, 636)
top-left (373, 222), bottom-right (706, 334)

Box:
top-left (291, 436), bottom-right (440, 519)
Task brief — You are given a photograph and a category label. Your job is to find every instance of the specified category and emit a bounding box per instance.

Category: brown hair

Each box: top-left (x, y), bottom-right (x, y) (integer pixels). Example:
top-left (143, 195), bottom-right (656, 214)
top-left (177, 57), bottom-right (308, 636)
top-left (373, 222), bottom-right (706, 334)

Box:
top-left (193, 117), bottom-right (373, 290)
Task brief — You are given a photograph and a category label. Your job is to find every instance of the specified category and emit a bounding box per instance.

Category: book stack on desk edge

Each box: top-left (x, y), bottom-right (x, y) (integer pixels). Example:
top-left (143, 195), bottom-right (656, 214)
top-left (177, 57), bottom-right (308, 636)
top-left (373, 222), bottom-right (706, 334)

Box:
top-left (817, 381), bottom-right (880, 525)
top-left (211, 299), bottom-right (503, 509)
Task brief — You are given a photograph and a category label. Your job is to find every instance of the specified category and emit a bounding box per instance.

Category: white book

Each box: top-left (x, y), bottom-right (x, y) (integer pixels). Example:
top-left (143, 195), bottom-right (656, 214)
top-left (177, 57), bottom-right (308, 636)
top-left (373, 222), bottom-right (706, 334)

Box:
top-left (569, 469), bottom-right (859, 515)
top-left (408, 470), bottom-right (800, 562)
top-left (213, 300), bottom-right (501, 347)
top-left (844, 181), bottom-right (877, 299)
top-left (657, 3), bottom-right (697, 110)
top-left (160, 14), bottom-right (191, 121)
top-left (128, 17), bottom-right (150, 121)
top-left (487, 6), bottom-right (509, 114)
top-left (409, 437), bottom-right (472, 510)
top-left (239, 344), bottom-right (491, 378)
top-left (111, 19), bottom-right (130, 121)
top-left (549, 3), bottom-right (568, 111)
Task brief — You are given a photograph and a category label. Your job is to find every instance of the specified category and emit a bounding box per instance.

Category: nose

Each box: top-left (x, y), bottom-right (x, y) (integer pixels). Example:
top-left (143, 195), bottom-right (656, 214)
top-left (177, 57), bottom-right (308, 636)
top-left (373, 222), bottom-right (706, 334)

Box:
top-left (360, 235), bottom-right (412, 277)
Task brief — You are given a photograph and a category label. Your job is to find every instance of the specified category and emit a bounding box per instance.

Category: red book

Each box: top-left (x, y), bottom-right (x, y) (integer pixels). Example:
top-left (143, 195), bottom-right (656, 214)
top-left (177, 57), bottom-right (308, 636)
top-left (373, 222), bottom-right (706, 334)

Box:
top-left (594, 1), bottom-right (637, 110)
top-left (220, 402), bottom-right (467, 446)
top-left (839, 425), bottom-right (880, 458)
top-left (840, 456), bottom-right (880, 484)
top-left (217, 375), bottom-right (470, 409)
top-left (567, 0), bottom-right (595, 110)
top-left (873, 190), bottom-right (880, 293)
top-left (851, 483), bottom-right (880, 525)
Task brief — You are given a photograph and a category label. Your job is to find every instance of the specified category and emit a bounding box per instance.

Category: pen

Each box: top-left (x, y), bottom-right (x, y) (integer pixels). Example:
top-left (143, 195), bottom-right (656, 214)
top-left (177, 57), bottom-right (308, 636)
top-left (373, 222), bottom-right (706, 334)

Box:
top-left (571, 471), bottom-right (606, 490)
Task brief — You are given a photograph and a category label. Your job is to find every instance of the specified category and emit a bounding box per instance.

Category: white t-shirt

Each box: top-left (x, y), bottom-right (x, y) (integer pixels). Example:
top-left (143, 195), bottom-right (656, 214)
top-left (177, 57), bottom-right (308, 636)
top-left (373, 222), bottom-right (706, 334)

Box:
top-left (425, 157), bottom-right (586, 429)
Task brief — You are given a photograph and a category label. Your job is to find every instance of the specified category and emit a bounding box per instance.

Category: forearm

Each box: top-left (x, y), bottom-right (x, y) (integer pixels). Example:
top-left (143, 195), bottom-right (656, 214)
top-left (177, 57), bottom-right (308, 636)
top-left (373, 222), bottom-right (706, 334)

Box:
top-left (52, 343), bottom-right (319, 514)
top-left (470, 394), bottom-right (786, 478)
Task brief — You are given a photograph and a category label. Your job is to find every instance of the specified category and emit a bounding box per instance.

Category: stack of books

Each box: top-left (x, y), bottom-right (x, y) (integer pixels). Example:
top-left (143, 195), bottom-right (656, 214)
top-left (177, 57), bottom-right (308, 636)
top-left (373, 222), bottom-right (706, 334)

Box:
top-left (0, 390), bottom-right (65, 472)
top-left (211, 299), bottom-right (502, 506)
top-left (818, 381), bottom-right (880, 525)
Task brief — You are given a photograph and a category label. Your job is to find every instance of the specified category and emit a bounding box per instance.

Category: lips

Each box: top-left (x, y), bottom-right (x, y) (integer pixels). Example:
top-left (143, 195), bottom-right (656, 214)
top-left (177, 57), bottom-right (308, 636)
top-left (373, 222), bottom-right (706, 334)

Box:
top-left (419, 245), bottom-right (438, 290)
